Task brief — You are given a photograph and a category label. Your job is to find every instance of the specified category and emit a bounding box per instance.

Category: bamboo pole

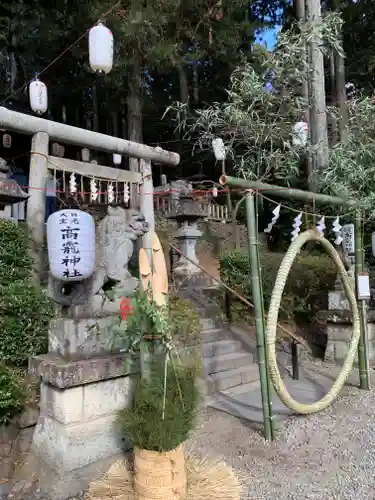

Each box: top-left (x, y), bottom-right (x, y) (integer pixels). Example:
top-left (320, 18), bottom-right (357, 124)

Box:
top-left (245, 191), bottom-right (273, 441)
top-left (220, 175), bottom-right (353, 207)
top-left (255, 193), bottom-right (275, 440)
top-left (354, 214), bottom-right (370, 390)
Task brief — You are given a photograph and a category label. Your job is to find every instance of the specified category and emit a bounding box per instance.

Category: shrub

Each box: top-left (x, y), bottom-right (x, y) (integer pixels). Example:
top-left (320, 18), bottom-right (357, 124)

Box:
top-left (119, 360), bottom-right (201, 452)
top-left (220, 248), bottom-right (337, 322)
top-left (169, 295), bottom-right (201, 346)
top-left (0, 363), bottom-right (23, 425)
top-left (0, 220), bottom-right (55, 366)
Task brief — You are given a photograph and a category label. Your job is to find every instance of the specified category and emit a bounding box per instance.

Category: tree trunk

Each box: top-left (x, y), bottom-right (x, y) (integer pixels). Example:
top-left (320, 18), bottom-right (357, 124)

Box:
top-left (177, 64), bottom-right (189, 176)
top-left (295, 0), bottom-right (313, 189)
top-left (92, 83), bottom-right (99, 132)
top-left (329, 53), bottom-right (338, 145)
top-left (178, 65), bottom-right (189, 104)
top-left (192, 64), bottom-right (199, 103)
top-left (306, 0), bottom-right (329, 173)
top-left (334, 42), bottom-right (348, 141)
top-left (127, 53), bottom-right (143, 174)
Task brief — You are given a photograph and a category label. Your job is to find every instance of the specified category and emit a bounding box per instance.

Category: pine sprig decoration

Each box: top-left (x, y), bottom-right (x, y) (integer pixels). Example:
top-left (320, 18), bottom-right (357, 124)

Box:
top-left (119, 359), bottom-right (202, 452)
top-left (108, 287), bottom-right (173, 359)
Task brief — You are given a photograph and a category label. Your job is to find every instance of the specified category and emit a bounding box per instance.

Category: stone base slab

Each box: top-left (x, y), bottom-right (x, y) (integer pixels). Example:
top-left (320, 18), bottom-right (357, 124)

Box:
top-left (10, 448), bottom-right (130, 500)
top-left (29, 352), bottom-right (138, 389)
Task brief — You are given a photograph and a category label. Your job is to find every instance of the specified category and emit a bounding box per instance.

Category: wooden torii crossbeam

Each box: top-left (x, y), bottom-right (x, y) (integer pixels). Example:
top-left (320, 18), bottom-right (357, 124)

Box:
top-left (0, 107), bottom-right (180, 278)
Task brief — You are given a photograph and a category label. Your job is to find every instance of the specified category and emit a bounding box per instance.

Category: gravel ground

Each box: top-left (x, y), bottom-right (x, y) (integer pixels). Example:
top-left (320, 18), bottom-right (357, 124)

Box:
top-left (187, 361), bottom-right (375, 500)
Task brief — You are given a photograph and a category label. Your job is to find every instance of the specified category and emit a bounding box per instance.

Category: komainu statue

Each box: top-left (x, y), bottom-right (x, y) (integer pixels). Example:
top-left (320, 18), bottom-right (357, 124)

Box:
top-left (48, 206), bottom-right (149, 309)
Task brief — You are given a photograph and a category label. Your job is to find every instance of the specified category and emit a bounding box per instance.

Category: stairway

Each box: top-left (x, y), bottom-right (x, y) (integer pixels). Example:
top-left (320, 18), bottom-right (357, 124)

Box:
top-left (183, 287), bottom-right (328, 424)
top-left (181, 288), bottom-right (261, 402)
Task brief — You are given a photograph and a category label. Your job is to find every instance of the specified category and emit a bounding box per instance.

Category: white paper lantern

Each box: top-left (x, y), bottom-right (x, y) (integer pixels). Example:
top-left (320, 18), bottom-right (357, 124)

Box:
top-left (212, 138), bottom-right (226, 161)
top-left (47, 209), bottom-right (96, 282)
top-left (292, 121), bottom-right (308, 147)
top-left (29, 78), bottom-right (48, 115)
top-left (113, 153), bottom-right (122, 165)
top-left (212, 186), bottom-right (218, 198)
top-left (58, 144), bottom-right (65, 157)
top-left (81, 148), bottom-right (90, 162)
top-left (89, 22), bottom-right (114, 74)
top-left (2, 133), bottom-right (11, 148)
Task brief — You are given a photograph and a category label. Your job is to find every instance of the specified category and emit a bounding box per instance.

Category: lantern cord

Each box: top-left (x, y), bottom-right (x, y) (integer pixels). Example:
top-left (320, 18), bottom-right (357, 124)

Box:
top-left (0, 0), bottom-right (122, 106)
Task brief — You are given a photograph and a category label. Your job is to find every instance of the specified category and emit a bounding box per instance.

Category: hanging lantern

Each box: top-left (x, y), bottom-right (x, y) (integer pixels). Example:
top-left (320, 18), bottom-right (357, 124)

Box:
top-left (47, 210), bottom-right (96, 282)
top-left (89, 22), bottom-right (114, 74)
top-left (52, 143), bottom-right (60, 156)
top-left (113, 154), bottom-right (122, 165)
top-left (81, 148), bottom-right (90, 162)
top-left (212, 138), bottom-right (226, 161)
top-left (58, 144), bottom-right (65, 158)
top-left (2, 133), bottom-right (12, 148)
top-left (212, 186), bottom-right (218, 198)
top-left (292, 121), bottom-right (308, 147)
top-left (29, 77), bottom-right (48, 115)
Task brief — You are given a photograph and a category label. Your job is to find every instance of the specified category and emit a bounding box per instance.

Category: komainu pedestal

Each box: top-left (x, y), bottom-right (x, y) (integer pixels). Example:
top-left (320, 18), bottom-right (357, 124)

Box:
top-left (29, 206), bottom-right (147, 499)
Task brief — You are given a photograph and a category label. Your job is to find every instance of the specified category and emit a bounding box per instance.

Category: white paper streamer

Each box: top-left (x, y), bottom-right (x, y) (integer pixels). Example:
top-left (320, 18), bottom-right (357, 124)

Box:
top-left (264, 204), bottom-right (281, 233)
top-left (316, 216), bottom-right (326, 235)
top-left (332, 217), bottom-right (343, 246)
top-left (90, 178), bottom-right (98, 201)
top-left (291, 212), bottom-right (303, 241)
top-left (69, 173), bottom-right (77, 195)
top-left (108, 182), bottom-right (114, 203)
top-left (124, 182), bottom-right (130, 204)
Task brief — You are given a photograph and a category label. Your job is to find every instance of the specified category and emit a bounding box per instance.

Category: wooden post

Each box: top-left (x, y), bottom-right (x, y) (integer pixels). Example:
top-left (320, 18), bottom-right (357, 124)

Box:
top-left (27, 132), bottom-right (49, 280)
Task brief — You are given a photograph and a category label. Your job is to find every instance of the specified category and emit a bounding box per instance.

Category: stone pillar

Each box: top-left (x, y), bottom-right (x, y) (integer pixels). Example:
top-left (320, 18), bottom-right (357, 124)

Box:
top-left (174, 221), bottom-right (202, 277)
top-left (140, 158), bottom-right (155, 259)
top-left (27, 132), bottom-right (49, 279)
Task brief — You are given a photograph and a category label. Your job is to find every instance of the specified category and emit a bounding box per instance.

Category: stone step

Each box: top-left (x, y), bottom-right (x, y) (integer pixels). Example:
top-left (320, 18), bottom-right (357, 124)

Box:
top-left (202, 340), bottom-right (243, 358)
top-left (205, 351), bottom-right (254, 375)
top-left (206, 380), bottom-right (261, 406)
top-left (200, 328), bottom-right (230, 343)
top-left (200, 318), bottom-right (215, 330)
top-left (206, 364), bottom-right (260, 394)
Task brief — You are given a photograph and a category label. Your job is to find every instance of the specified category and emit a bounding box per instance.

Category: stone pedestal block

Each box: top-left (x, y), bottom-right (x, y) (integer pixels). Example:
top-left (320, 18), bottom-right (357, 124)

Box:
top-left (29, 351), bottom-right (138, 498)
top-left (318, 309), bottom-right (375, 364)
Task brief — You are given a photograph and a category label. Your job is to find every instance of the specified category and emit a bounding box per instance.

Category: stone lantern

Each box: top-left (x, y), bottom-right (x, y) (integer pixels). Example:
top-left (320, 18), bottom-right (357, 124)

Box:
top-left (167, 187), bottom-right (208, 285)
top-left (0, 158), bottom-right (29, 217)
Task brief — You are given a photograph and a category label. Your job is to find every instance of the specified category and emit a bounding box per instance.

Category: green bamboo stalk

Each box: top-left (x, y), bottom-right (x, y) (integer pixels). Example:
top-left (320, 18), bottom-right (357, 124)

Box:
top-left (254, 196), bottom-right (275, 440)
top-left (354, 213), bottom-right (370, 390)
top-left (245, 191), bottom-right (273, 441)
top-left (221, 175), bottom-right (354, 207)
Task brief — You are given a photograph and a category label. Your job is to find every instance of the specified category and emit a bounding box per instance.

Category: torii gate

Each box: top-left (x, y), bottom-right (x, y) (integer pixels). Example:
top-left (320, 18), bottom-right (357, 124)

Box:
top-left (0, 106), bottom-right (179, 276)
